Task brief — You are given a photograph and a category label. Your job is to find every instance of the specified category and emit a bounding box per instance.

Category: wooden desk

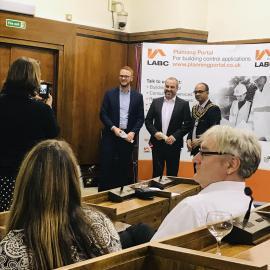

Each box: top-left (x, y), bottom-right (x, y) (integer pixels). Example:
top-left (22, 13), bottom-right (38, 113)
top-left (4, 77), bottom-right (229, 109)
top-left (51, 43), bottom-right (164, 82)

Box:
top-left (82, 178), bottom-right (200, 229)
top-left (0, 178), bottom-right (199, 236)
top-left (55, 242), bottom-right (267, 270)
top-left (235, 239), bottom-right (270, 267)
top-left (158, 204), bottom-right (270, 269)
top-left (84, 195), bottom-right (169, 229)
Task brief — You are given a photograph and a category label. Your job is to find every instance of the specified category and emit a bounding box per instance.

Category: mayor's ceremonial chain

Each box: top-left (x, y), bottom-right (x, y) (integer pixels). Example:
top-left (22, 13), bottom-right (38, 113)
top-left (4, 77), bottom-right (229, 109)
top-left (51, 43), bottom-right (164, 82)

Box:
top-left (192, 103), bottom-right (216, 126)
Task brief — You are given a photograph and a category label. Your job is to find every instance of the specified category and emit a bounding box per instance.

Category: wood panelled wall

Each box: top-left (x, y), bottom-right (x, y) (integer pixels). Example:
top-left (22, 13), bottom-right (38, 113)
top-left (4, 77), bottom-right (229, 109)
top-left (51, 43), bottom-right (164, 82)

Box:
top-left (73, 28), bottom-right (128, 163)
top-left (0, 12), bottom-right (208, 165)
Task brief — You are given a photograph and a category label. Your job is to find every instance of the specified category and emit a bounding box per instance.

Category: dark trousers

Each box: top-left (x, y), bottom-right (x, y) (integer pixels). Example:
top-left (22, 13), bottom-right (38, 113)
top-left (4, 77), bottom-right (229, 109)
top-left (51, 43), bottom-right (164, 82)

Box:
top-left (99, 133), bottom-right (134, 191)
top-left (119, 223), bottom-right (155, 249)
top-left (191, 146), bottom-right (200, 174)
top-left (151, 143), bottom-right (181, 178)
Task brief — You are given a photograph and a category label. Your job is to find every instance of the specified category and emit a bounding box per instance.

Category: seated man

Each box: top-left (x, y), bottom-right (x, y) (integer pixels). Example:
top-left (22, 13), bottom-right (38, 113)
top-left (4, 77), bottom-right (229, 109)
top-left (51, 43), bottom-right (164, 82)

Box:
top-left (152, 125), bottom-right (261, 240)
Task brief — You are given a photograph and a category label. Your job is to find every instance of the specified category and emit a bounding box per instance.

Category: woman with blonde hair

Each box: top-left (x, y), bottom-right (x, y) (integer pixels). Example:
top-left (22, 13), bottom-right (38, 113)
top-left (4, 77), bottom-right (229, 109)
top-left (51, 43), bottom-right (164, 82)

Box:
top-left (0, 139), bottom-right (121, 269)
top-left (0, 57), bottom-right (59, 211)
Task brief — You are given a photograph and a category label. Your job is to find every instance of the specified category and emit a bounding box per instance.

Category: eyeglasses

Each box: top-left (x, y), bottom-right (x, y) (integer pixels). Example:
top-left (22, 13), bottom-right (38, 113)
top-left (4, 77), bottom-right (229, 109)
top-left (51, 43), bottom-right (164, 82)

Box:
top-left (199, 148), bottom-right (233, 157)
top-left (119, 75), bottom-right (131, 78)
top-left (193, 90), bottom-right (207, 94)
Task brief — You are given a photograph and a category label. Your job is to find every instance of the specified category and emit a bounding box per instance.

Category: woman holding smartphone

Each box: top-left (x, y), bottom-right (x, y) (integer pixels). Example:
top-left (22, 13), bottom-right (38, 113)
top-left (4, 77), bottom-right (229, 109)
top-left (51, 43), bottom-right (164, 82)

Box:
top-left (0, 57), bottom-right (59, 211)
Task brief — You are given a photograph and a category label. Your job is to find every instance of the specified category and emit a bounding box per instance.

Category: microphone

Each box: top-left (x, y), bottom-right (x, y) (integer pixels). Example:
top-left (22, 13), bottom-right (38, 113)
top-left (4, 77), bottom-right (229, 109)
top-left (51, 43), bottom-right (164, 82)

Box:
top-left (225, 186), bottom-right (270, 245)
top-left (243, 187), bottom-right (254, 226)
top-left (151, 154), bottom-right (174, 189)
top-left (108, 185), bottom-right (135, 202)
top-left (159, 159), bottom-right (163, 182)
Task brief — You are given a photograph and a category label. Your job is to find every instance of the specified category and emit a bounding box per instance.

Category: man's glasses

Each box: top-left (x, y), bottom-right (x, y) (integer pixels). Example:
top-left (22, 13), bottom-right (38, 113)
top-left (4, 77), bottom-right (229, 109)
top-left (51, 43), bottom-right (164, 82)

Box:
top-left (199, 148), bottom-right (233, 157)
top-left (119, 75), bottom-right (131, 78)
top-left (193, 90), bottom-right (207, 94)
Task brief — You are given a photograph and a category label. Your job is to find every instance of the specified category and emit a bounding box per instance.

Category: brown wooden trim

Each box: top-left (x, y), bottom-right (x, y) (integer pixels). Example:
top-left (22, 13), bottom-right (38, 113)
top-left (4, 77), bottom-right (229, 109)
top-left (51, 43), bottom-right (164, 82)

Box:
top-left (0, 12), bottom-right (77, 45)
top-left (129, 28), bottom-right (208, 43)
top-left (131, 27), bottom-right (208, 36)
top-left (76, 27), bottom-right (208, 44)
top-left (128, 36), bottom-right (207, 44)
top-left (0, 37), bottom-right (63, 50)
top-left (76, 33), bottom-right (128, 44)
top-left (76, 25), bottom-right (128, 42)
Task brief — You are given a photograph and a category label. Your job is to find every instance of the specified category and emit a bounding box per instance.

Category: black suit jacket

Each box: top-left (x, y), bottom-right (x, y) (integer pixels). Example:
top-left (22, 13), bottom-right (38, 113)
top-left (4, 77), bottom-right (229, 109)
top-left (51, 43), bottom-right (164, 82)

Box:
top-left (187, 100), bottom-right (221, 154)
top-left (145, 96), bottom-right (192, 149)
top-left (100, 87), bottom-right (144, 135)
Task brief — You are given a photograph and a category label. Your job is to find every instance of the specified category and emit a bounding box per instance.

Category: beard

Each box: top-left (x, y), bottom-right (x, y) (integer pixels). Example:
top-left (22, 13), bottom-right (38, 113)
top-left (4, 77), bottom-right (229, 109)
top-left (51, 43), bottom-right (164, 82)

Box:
top-left (120, 81), bottom-right (130, 88)
top-left (165, 91), bottom-right (174, 98)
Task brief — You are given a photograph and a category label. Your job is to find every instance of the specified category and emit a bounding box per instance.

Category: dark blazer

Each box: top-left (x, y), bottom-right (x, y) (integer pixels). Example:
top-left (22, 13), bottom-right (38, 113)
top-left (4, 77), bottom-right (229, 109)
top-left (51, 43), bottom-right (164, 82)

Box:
top-left (100, 88), bottom-right (144, 135)
top-left (187, 100), bottom-right (221, 155)
top-left (145, 96), bottom-right (192, 149)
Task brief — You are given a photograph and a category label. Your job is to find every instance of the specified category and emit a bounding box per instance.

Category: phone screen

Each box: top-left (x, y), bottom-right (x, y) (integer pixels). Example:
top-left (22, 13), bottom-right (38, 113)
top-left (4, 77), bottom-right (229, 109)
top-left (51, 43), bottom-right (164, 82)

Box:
top-left (39, 84), bottom-right (49, 98)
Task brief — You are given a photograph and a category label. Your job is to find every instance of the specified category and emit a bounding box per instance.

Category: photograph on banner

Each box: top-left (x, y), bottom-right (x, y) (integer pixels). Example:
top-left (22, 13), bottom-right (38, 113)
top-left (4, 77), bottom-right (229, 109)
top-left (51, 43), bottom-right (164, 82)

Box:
top-left (139, 42), bottom-right (270, 169)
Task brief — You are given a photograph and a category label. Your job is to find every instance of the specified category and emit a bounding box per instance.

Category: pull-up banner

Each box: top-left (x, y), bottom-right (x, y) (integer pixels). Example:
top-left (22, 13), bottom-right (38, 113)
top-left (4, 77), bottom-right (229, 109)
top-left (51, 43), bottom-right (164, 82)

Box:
top-left (139, 43), bottom-right (270, 170)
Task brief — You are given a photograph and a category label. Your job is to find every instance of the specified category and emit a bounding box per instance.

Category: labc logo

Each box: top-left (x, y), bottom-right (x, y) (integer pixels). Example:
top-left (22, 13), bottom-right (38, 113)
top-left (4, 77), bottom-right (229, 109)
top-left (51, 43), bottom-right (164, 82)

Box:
top-left (255, 49), bottom-right (270, 67)
top-left (256, 49), bottom-right (270, 60)
top-left (148, 48), bottom-right (166, 59)
top-left (147, 48), bottom-right (169, 66)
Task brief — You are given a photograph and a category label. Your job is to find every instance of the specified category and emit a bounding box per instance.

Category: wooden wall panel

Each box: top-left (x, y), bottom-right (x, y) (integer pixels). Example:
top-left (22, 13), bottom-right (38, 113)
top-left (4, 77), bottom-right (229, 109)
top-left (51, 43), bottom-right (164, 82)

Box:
top-left (0, 12), bottom-right (76, 145)
top-left (0, 11), bottom-right (208, 166)
top-left (72, 36), bottom-right (128, 163)
top-left (0, 45), bottom-right (10, 89)
top-left (10, 46), bottom-right (56, 83)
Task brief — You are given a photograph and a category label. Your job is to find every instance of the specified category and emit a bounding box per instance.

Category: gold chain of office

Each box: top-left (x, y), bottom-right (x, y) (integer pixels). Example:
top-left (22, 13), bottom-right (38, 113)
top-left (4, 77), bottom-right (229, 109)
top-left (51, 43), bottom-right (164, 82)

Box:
top-left (192, 103), bottom-right (216, 120)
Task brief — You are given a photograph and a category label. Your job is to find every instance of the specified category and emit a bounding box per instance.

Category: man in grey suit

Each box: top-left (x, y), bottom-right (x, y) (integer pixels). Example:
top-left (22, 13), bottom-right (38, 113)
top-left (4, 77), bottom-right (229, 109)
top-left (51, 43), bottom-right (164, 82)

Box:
top-left (145, 77), bottom-right (192, 177)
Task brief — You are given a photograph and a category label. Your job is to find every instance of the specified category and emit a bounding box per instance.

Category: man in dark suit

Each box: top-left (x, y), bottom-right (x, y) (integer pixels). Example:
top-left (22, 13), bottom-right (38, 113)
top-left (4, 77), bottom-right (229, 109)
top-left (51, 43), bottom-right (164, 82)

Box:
top-left (145, 77), bottom-right (192, 177)
top-left (99, 66), bottom-right (144, 191)
top-left (187, 82), bottom-right (221, 172)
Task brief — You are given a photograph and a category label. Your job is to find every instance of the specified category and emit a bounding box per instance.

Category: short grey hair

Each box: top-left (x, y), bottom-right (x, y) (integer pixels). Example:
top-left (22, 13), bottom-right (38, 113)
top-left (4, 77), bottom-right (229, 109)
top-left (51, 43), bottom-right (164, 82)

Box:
top-left (165, 77), bottom-right (179, 89)
top-left (201, 125), bottom-right (261, 178)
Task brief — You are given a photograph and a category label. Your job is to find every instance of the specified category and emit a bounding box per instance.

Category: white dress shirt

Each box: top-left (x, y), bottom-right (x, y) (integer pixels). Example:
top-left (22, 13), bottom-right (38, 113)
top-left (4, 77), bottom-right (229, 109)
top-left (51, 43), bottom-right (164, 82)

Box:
top-left (152, 181), bottom-right (250, 241)
top-left (162, 97), bottom-right (175, 135)
top-left (119, 88), bottom-right (130, 130)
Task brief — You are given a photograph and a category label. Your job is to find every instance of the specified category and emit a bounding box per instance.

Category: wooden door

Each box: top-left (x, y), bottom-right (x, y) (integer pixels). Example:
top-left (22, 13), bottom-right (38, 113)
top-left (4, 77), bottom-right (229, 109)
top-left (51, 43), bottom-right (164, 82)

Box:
top-left (0, 44), bottom-right (58, 110)
top-left (0, 45), bottom-right (10, 90)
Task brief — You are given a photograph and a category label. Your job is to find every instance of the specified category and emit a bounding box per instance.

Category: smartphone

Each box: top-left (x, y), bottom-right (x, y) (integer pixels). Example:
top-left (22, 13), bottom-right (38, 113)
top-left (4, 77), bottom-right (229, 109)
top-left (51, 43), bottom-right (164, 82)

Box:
top-left (39, 83), bottom-right (50, 99)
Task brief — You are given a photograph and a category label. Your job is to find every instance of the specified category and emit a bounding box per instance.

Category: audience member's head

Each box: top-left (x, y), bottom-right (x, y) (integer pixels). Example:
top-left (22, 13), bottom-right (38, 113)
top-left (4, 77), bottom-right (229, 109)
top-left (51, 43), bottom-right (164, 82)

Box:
top-left (193, 125), bottom-right (261, 188)
top-left (2, 57), bottom-right (41, 96)
top-left (7, 140), bottom-right (88, 268)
